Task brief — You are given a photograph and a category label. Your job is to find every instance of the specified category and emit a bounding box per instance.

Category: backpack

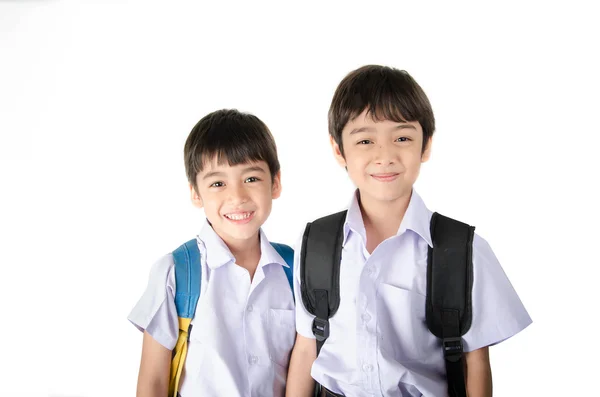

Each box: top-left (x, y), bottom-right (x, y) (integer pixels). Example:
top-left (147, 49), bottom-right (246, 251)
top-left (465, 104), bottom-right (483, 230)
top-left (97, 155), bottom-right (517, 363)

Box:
top-left (300, 211), bottom-right (474, 397)
top-left (168, 239), bottom-right (294, 397)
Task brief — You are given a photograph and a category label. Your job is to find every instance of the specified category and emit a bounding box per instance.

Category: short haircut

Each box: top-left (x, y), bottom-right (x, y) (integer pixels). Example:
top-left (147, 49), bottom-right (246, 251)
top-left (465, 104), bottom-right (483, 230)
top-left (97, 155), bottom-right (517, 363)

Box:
top-left (184, 109), bottom-right (280, 190)
top-left (328, 65), bottom-right (435, 155)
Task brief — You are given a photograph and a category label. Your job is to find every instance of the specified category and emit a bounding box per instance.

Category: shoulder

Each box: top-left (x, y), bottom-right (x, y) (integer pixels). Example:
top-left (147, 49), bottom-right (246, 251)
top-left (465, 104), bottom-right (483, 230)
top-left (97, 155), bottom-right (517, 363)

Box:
top-left (471, 233), bottom-right (501, 271)
top-left (145, 253), bottom-right (176, 293)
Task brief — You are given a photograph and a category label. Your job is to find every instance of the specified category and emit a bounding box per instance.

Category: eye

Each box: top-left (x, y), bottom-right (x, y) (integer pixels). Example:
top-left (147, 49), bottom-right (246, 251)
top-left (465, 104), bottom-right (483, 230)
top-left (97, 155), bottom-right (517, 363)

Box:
top-left (396, 137), bottom-right (411, 142)
top-left (357, 139), bottom-right (372, 145)
top-left (245, 176), bottom-right (260, 183)
top-left (210, 181), bottom-right (224, 188)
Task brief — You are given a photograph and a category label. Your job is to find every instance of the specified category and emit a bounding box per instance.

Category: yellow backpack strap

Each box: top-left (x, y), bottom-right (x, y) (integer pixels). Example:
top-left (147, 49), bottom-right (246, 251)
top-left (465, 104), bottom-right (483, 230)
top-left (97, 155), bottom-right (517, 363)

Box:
top-left (169, 239), bottom-right (201, 397)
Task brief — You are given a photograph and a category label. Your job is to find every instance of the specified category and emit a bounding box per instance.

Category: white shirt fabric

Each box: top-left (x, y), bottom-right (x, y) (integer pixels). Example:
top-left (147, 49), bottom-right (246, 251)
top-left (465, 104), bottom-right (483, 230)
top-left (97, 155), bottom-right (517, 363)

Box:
top-left (294, 190), bottom-right (532, 397)
top-left (129, 221), bottom-right (296, 397)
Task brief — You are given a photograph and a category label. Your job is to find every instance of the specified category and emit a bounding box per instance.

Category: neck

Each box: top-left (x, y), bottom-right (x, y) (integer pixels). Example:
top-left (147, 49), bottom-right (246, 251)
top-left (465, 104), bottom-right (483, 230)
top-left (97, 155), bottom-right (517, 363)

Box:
top-left (222, 232), bottom-right (262, 280)
top-left (359, 190), bottom-right (412, 253)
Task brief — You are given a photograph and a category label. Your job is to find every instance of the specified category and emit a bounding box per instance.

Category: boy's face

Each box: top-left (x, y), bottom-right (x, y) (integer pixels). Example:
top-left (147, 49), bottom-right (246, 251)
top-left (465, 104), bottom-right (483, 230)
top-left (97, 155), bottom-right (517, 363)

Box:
top-left (331, 109), bottom-right (431, 205)
top-left (190, 158), bottom-right (281, 244)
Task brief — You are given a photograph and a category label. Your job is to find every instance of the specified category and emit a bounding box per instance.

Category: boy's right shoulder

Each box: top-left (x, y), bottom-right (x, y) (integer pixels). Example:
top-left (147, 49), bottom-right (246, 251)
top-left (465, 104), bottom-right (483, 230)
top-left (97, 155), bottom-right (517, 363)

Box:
top-left (144, 252), bottom-right (176, 290)
top-left (150, 238), bottom-right (201, 272)
top-left (151, 252), bottom-right (175, 271)
top-left (148, 238), bottom-right (204, 281)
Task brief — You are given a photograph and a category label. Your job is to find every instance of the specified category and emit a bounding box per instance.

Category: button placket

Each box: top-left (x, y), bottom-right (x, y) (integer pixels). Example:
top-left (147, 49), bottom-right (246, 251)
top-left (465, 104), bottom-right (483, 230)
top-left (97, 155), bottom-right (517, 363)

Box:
top-left (361, 312), bottom-right (371, 324)
top-left (357, 275), bottom-right (379, 393)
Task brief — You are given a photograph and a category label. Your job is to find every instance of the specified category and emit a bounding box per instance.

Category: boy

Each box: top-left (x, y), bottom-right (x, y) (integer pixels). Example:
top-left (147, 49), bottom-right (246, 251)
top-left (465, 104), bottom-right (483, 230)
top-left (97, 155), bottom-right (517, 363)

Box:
top-left (286, 66), bottom-right (531, 397)
top-left (129, 109), bottom-right (296, 397)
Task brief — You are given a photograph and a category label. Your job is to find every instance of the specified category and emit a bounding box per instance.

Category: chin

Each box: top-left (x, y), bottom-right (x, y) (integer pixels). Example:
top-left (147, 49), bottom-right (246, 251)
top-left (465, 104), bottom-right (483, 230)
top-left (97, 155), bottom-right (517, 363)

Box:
top-left (225, 227), bottom-right (261, 241)
top-left (361, 186), bottom-right (408, 202)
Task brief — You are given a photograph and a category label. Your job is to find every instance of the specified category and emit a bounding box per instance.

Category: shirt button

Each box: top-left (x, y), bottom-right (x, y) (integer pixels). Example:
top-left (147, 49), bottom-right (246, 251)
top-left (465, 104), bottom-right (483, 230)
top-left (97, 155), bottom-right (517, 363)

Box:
top-left (248, 355), bottom-right (258, 365)
top-left (247, 304), bottom-right (254, 312)
top-left (366, 265), bottom-right (375, 275)
top-left (361, 295), bottom-right (368, 309)
top-left (362, 363), bottom-right (373, 372)
top-left (361, 313), bottom-right (371, 323)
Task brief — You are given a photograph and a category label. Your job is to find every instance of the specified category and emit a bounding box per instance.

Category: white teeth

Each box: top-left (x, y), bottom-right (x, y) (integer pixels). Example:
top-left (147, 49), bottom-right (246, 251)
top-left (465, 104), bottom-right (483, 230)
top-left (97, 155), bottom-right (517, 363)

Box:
top-left (225, 212), bottom-right (252, 220)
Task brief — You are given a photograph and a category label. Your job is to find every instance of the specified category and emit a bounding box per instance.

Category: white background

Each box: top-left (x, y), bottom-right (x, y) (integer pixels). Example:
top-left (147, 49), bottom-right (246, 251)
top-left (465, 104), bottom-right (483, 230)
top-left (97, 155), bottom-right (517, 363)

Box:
top-left (1, 1), bottom-right (598, 396)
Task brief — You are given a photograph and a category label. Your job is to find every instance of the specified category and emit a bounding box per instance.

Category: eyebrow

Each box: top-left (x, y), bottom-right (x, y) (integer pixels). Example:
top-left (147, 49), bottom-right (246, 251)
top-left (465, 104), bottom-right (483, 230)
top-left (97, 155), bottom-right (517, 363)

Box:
top-left (202, 166), bottom-right (267, 180)
top-left (242, 166), bottom-right (267, 174)
top-left (349, 124), bottom-right (417, 135)
top-left (202, 171), bottom-right (226, 180)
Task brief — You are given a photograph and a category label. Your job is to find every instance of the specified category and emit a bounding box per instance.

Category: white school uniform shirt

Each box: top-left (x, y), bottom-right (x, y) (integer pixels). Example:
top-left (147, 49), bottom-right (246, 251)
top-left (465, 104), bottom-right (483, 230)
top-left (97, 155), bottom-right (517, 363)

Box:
top-left (294, 190), bottom-right (532, 397)
top-left (128, 221), bottom-right (296, 397)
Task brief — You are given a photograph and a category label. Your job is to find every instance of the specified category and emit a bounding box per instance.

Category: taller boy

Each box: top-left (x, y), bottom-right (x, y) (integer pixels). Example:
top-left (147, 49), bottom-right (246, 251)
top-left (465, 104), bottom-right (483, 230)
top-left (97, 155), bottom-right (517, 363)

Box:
top-left (286, 66), bottom-right (531, 396)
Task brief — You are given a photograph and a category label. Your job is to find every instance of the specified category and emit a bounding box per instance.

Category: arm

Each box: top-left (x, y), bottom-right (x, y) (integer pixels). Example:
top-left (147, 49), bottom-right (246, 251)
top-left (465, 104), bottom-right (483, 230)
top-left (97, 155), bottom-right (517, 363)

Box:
top-left (286, 333), bottom-right (317, 397)
top-left (461, 235), bottom-right (532, 396)
top-left (136, 330), bottom-right (172, 397)
top-left (465, 346), bottom-right (492, 397)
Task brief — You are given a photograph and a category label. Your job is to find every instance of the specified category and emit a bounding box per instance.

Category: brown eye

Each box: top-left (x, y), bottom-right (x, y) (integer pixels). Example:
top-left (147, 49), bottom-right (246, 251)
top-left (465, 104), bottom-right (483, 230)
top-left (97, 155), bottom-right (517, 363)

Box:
top-left (210, 181), bottom-right (224, 187)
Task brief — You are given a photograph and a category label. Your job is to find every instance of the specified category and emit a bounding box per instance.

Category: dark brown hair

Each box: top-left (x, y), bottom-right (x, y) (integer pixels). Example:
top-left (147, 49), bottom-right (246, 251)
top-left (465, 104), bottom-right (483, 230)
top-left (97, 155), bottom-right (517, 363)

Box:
top-left (184, 109), bottom-right (280, 191)
top-left (328, 65), bottom-right (435, 155)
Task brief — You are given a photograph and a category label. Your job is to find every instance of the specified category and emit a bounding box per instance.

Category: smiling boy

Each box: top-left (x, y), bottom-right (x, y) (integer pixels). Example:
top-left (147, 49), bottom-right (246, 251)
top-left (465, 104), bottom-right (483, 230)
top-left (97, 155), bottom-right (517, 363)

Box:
top-left (286, 66), bottom-right (531, 397)
top-left (129, 109), bottom-right (296, 397)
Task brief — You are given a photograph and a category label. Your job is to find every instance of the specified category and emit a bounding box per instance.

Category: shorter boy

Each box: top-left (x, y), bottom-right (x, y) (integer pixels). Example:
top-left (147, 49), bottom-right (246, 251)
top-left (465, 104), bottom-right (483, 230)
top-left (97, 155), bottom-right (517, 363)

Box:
top-left (129, 109), bottom-right (296, 397)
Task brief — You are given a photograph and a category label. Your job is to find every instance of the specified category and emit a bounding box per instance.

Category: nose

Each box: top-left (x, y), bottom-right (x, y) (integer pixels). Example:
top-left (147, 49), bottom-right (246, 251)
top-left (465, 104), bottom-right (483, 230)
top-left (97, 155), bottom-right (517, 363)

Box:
top-left (374, 142), bottom-right (396, 166)
top-left (227, 183), bottom-right (249, 205)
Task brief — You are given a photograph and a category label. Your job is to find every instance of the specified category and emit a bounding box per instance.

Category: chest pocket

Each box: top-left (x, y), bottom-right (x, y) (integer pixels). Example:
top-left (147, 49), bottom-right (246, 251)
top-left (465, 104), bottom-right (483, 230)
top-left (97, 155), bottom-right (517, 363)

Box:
top-left (377, 283), bottom-right (437, 362)
top-left (267, 308), bottom-right (296, 368)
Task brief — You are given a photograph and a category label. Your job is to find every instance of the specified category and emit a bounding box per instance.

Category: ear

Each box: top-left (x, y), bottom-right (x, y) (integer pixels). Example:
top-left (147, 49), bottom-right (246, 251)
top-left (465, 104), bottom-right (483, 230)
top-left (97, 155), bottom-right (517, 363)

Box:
top-left (190, 183), bottom-right (203, 209)
top-left (421, 137), bottom-right (433, 163)
top-left (271, 171), bottom-right (282, 200)
top-left (330, 135), bottom-right (347, 168)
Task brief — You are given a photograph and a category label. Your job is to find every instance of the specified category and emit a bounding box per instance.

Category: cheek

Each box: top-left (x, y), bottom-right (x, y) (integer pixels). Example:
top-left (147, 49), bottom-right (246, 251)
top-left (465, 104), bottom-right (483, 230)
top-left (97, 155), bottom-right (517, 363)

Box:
top-left (347, 154), bottom-right (369, 173)
top-left (250, 186), bottom-right (272, 204)
top-left (405, 157), bottom-right (424, 177)
top-left (345, 163), bottom-right (366, 185)
top-left (262, 189), bottom-right (275, 206)
top-left (201, 194), bottom-right (220, 212)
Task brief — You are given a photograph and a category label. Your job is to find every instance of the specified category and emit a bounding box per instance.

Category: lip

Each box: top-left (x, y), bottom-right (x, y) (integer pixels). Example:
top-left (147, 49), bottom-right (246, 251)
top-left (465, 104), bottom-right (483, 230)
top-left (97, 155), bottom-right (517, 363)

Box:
top-left (223, 211), bottom-right (255, 225)
top-left (371, 173), bottom-right (399, 182)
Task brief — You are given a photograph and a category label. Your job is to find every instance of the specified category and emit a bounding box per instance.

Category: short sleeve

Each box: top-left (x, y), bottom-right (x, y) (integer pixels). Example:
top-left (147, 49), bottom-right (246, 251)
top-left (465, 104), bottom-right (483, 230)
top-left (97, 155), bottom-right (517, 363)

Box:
top-left (128, 254), bottom-right (179, 350)
top-left (293, 233), bottom-right (316, 339)
top-left (462, 234), bottom-right (532, 352)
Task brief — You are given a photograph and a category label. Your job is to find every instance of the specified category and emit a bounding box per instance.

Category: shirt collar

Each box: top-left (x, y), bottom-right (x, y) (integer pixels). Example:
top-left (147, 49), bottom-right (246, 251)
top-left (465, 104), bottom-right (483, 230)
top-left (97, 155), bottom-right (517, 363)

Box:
top-left (398, 190), bottom-right (433, 247)
top-left (343, 189), bottom-right (433, 248)
top-left (258, 229), bottom-right (290, 268)
top-left (196, 221), bottom-right (288, 270)
top-left (343, 190), bottom-right (366, 246)
top-left (197, 220), bottom-right (235, 270)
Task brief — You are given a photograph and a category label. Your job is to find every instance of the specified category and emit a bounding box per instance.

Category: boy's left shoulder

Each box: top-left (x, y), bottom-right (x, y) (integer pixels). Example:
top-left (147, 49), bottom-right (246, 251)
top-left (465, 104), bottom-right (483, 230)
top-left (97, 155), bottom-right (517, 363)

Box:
top-left (471, 232), bottom-right (497, 263)
top-left (470, 232), bottom-right (512, 278)
top-left (463, 231), bottom-right (532, 351)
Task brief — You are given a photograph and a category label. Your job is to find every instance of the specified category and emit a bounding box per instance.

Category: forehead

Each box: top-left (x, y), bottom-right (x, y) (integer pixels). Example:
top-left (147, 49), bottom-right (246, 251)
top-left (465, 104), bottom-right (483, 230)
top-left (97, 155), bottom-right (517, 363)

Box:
top-left (342, 109), bottom-right (422, 136)
top-left (198, 157), bottom-right (269, 175)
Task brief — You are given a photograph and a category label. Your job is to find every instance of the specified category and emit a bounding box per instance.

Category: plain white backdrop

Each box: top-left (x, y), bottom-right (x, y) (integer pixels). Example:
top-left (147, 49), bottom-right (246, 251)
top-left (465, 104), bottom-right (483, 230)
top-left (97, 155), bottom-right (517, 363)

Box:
top-left (1, 1), bottom-right (598, 396)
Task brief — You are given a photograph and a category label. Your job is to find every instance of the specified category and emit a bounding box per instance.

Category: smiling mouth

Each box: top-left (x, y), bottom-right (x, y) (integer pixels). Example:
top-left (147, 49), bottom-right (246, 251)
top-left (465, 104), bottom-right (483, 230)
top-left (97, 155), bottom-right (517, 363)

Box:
top-left (371, 173), bottom-right (399, 182)
top-left (223, 211), bottom-right (255, 222)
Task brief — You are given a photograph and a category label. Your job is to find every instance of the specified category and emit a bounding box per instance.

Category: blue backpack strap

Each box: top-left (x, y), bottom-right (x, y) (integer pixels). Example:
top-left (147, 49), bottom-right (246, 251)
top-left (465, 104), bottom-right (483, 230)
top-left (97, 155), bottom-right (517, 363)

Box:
top-left (270, 242), bottom-right (294, 298)
top-left (172, 239), bottom-right (202, 319)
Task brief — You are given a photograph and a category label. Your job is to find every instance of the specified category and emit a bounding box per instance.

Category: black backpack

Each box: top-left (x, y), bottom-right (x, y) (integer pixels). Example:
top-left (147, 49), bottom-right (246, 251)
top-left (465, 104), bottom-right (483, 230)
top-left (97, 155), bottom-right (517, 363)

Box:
top-left (299, 211), bottom-right (475, 397)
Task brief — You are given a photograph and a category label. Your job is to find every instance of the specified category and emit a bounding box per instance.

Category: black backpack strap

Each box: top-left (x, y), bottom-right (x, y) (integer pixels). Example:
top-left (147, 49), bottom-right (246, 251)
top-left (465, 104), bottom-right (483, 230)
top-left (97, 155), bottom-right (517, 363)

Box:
top-left (300, 210), bottom-right (346, 356)
top-left (427, 212), bottom-right (475, 397)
